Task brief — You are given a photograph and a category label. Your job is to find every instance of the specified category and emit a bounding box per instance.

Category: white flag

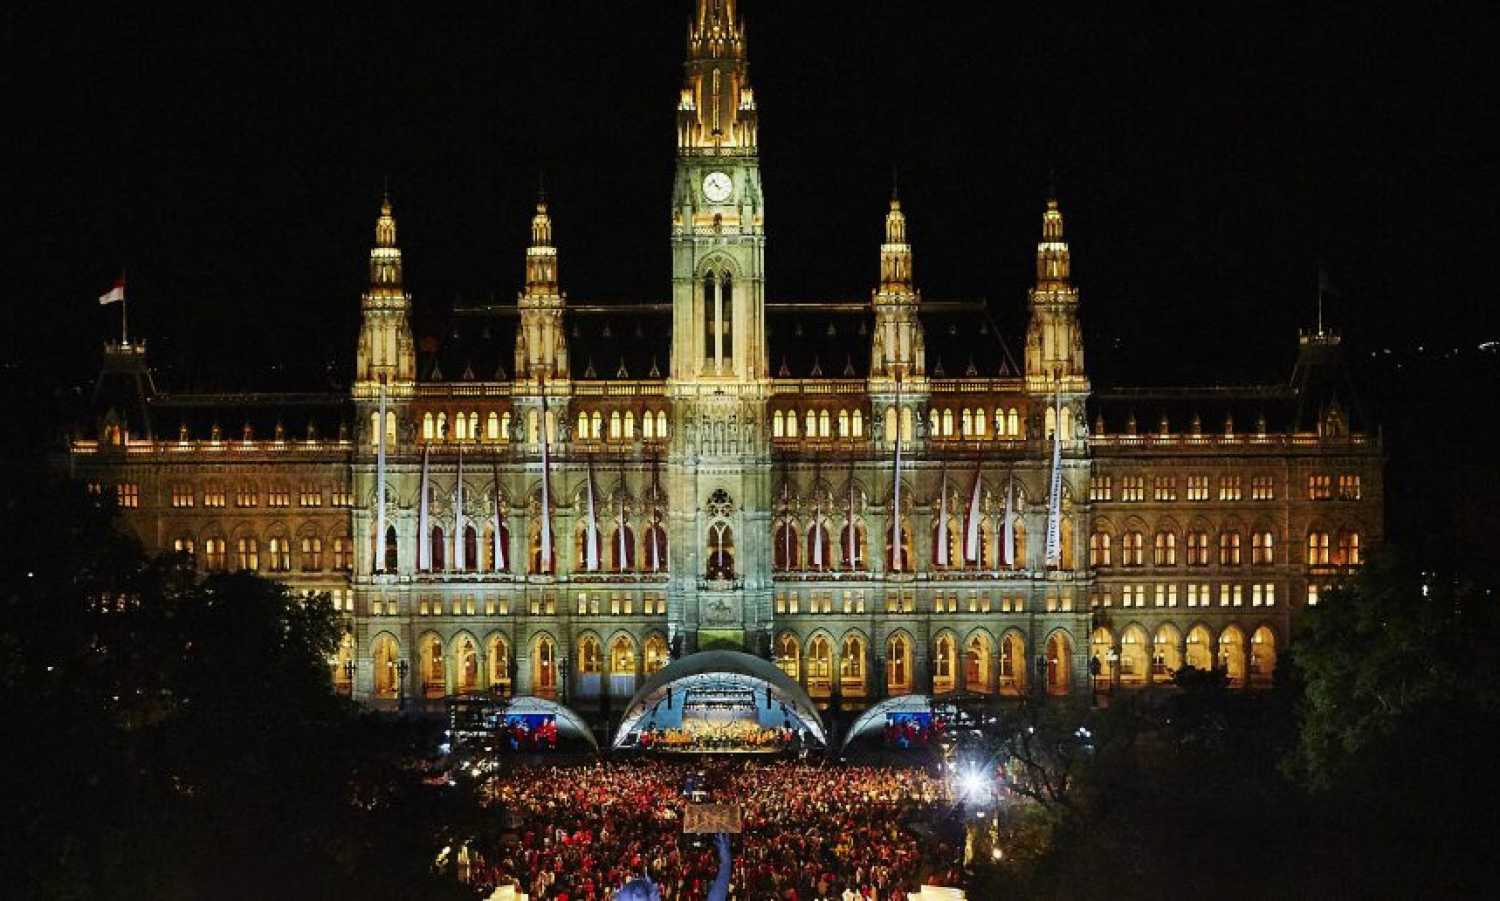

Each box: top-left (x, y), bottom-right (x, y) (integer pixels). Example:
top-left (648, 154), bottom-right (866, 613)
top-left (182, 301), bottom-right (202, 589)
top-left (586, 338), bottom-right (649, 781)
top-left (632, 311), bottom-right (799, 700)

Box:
top-left (454, 447), bottom-right (466, 572)
top-left (891, 379), bottom-right (903, 573)
top-left (935, 468), bottom-right (949, 567)
top-left (1002, 477), bottom-right (1014, 568)
top-left (492, 457), bottom-right (506, 572)
top-left (811, 500), bottom-right (823, 569)
top-left (1045, 393), bottom-right (1064, 568)
top-left (584, 459), bottom-right (600, 572)
top-left (375, 386), bottom-right (388, 573)
top-left (539, 394), bottom-right (553, 573)
top-left (963, 466), bottom-right (983, 564)
top-left (98, 276), bottom-right (125, 305)
top-left (418, 446), bottom-right (431, 570)
top-left (616, 475), bottom-right (629, 572)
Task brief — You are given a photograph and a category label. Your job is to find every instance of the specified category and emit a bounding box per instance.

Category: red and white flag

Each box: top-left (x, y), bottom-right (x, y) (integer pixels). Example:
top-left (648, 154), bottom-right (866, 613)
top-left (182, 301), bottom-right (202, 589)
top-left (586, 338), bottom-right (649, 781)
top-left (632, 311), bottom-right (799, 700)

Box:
top-left (99, 276), bottom-right (126, 305)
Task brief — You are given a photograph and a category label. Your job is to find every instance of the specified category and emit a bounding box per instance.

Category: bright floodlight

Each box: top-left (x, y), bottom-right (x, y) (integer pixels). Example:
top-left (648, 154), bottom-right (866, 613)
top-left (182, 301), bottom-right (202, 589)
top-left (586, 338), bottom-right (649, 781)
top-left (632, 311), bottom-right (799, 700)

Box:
top-left (960, 770), bottom-right (987, 797)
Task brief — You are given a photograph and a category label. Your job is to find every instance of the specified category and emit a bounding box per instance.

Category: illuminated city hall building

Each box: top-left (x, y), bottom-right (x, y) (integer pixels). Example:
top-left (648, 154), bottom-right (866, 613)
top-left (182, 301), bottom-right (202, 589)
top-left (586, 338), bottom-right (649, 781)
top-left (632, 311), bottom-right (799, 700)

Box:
top-left (71, 0), bottom-right (1381, 717)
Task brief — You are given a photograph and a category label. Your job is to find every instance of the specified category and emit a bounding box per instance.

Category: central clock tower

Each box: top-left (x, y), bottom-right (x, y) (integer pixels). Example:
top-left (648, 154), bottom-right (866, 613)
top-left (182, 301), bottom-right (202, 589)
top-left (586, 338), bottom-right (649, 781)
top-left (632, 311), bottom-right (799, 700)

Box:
top-left (669, 0), bottom-right (766, 383)
top-left (666, 0), bottom-right (772, 657)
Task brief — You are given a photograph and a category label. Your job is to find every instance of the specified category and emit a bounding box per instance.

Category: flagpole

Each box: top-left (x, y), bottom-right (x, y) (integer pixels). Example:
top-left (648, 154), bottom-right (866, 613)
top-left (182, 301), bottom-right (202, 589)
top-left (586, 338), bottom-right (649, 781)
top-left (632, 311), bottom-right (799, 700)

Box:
top-left (121, 268), bottom-right (128, 345)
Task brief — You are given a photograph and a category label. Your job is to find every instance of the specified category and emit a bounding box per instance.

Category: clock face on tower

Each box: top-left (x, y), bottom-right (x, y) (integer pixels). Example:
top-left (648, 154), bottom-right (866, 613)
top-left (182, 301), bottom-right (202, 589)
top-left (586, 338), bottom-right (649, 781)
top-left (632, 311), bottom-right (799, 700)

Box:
top-left (702, 171), bottom-right (734, 204)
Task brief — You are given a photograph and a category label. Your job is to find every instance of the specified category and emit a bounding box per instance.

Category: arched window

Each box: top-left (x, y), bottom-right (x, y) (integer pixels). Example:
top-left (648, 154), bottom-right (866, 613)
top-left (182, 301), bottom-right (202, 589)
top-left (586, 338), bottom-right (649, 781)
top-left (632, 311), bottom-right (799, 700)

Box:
top-left (885, 518), bottom-right (912, 572)
top-left (999, 633), bottom-right (1026, 696)
top-left (644, 522), bottom-right (668, 572)
top-left (1008, 408), bottom-right (1020, 437)
top-left (974, 408), bottom-right (987, 437)
top-left (500, 411), bottom-right (512, 441)
top-left (721, 272), bottom-right (734, 360)
top-left (1219, 626), bottom-right (1246, 687)
top-left (1009, 519), bottom-right (1027, 569)
top-left (609, 411), bottom-right (622, 440)
top-left (624, 411), bottom-right (636, 439)
top-left (1253, 530), bottom-right (1275, 564)
top-left (204, 537), bottom-right (227, 571)
top-left (463, 525), bottom-right (478, 573)
top-left (786, 410), bottom-right (798, 438)
top-left (1250, 627), bottom-right (1277, 687)
top-left (886, 634), bottom-right (911, 695)
top-left (455, 636), bottom-right (480, 694)
top-left (1090, 531), bottom-right (1112, 567)
top-left (656, 411), bottom-right (668, 439)
top-left (1044, 406), bottom-right (1057, 440)
top-left (484, 520), bottom-right (510, 572)
top-left (1120, 626), bottom-right (1149, 686)
top-left (884, 407), bottom-right (897, 442)
top-left (1220, 531), bottom-right (1242, 566)
top-left (1307, 530), bottom-right (1331, 565)
top-left (1122, 531), bottom-right (1144, 566)
top-left (1186, 626), bottom-right (1213, 671)
top-left (488, 634), bottom-right (511, 696)
top-left (852, 409), bottom-right (864, 437)
top-left (1059, 516), bottom-right (1075, 570)
top-left (609, 635), bottom-right (635, 677)
top-left (237, 537), bottom-right (259, 571)
top-left (1154, 531), bottom-right (1178, 566)
top-left (932, 514), bottom-right (961, 569)
top-left (933, 634), bottom-right (957, 694)
top-left (840, 635), bottom-right (866, 694)
top-left (645, 635), bottom-right (669, 675)
top-left (468, 412), bottom-right (478, 441)
top-left (454, 413), bottom-right (467, 441)
top-left (817, 409), bottom-right (830, 437)
top-left (421, 635), bottom-right (446, 698)
top-left (527, 410), bottom-right (540, 445)
top-left (773, 411), bottom-right (786, 438)
top-left (805, 409), bottom-right (816, 439)
top-left (838, 409), bottom-right (850, 438)
top-left (577, 411), bottom-right (590, 439)
top-left (300, 536), bottom-right (322, 571)
top-left (1334, 530), bottom-right (1361, 566)
top-left (774, 520), bottom-right (800, 571)
top-left (578, 636), bottom-right (602, 675)
top-left (611, 523), bottom-right (636, 572)
top-left (1187, 531), bottom-right (1210, 566)
top-left (1153, 625), bottom-right (1183, 676)
top-left (961, 408), bottom-right (973, 437)
top-left (929, 408), bottom-right (940, 437)
top-left (807, 636), bottom-right (832, 697)
top-left (703, 273), bottom-right (716, 365)
top-left (966, 633), bottom-right (993, 693)
top-left (533, 636), bottom-right (556, 697)
top-left (807, 519), bottom-right (831, 571)
top-left (431, 526), bottom-right (446, 571)
top-left (775, 633), bottom-right (801, 681)
top-left (423, 412), bottom-right (435, 441)
top-left (487, 412), bottom-right (500, 441)
top-left (706, 523), bottom-right (734, 580)
top-left (840, 519), bottom-right (866, 571)
top-left (372, 634), bottom-right (400, 699)
top-left (591, 411), bottom-right (603, 440)
top-left (901, 407), bottom-right (914, 441)
top-left (437, 412), bottom-right (448, 440)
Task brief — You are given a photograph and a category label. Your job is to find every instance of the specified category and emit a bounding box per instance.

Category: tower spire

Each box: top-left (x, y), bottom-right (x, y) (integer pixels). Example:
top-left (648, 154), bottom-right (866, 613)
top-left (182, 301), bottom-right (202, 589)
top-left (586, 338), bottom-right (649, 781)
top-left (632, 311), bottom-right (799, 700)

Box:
top-left (679, 0), bottom-right (756, 151)
top-left (871, 187), bottom-right (924, 379)
top-left (516, 192), bottom-right (567, 381)
top-left (356, 191), bottom-right (415, 386)
top-left (1024, 195), bottom-right (1087, 390)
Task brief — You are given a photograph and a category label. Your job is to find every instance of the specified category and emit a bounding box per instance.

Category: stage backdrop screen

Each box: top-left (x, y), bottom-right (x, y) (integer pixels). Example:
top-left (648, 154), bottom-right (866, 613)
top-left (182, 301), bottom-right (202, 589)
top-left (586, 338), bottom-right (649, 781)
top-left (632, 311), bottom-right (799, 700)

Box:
top-left (884, 711), bottom-right (934, 748)
top-left (503, 713), bottom-right (558, 751)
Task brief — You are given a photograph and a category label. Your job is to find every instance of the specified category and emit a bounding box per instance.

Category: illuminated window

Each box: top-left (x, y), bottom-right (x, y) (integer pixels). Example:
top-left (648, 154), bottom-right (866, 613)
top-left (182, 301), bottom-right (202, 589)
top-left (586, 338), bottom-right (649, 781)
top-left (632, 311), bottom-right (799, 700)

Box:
top-left (1120, 476), bottom-right (1145, 502)
top-left (1186, 476), bottom-right (1210, 501)
top-left (1089, 531), bottom-right (1112, 567)
top-left (268, 488), bottom-right (290, 508)
top-left (171, 485), bottom-right (194, 508)
top-left (929, 408), bottom-right (940, 437)
top-left (1307, 474), bottom-right (1332, 500)
top-left (117, 483), bottom-right (139, 509)
top-left (203, 486), bottom-right (226, 508)
top-left (656, 411), bottom-right (668, 439)
top-left (237, 537), bottom-right (259, 571)
top-left (1186, 583), bottom-right (1209, 607)
top-left (786, 410), bottom-right (799, 438)
top-left (436, 412), bottom-right (448, 440)
top-left (591, 411), bottom-right (602, 440)
top-left (1307, 584), bottom-right (1321, 606)
top-left (173, 536), bottom-right (195, 558)
top-left (1090, 476), bottom-right (1112, 502)
top-left (609, 411), bottom-right (622, 440)
top-left (772, 410), bottom-right (784, 438)
top-left (851, 409), bottom-right (863, 437)
top-left (1154, 477), bottom-right (1177, 502)
top-left (423, 413), bottom-right (434, 441)
top-left (268, 537), bottom-right (291, 572)
top-left (1307, 530), bottom-right (1331, 565)
top-left (1219, 476), bottom-right (1242, 501)
top-left (299, 484), bottom-right (322, 507)
top-left (1122, 531), bottom-right (1144, 566)
top-left (332, 537), bottom-right (351, 571)
top-left (1252, 531), bottom-right (1275, 564)
top-left (1335, 530), bottom-right (1361, 566)
top-left (1218, 583), bottom-right (1243, 607)
top-left (1252, 475), bottom-right (1275, 500)
top-left (1338, 474), bottom-right (1362, 500)
top-left (973, 408), bottom-right (986, 437)
top-left (203, 537), bottom-right (226, 571)
top-left (806, 409), bottom-right (817, 438)
top-left (961, 408), bottom-right (973, 437)
top-left (301, 537), bottom-right (323, 571)
top-left (1252, 582), bottom-right (1276, 607)
top-left (236, 484), bottom-right (258, 507)
top-left (1220, 531), bottom-right (1242, 566)
top-left (1186, 531), bottom-right (1210, 566)
top-left (819, 409), bottom-right (831, 437)
top-left (1154, 583), bottom-right (1178, 607)
top-left (455, 413), bottom-right (468, 441)
top-left (1153, 531), bottom-right (1178, 566)
top-left (487, 412), bottom-right (500, 441)
top-left (1121, 584), bottom-right (1146, 608)
top-left (331, 486), bottom-right (353, 507)
top-left (942, 408), bottom-right (954, 437)
top-left (1007, 407), bottom-right (1020, 437)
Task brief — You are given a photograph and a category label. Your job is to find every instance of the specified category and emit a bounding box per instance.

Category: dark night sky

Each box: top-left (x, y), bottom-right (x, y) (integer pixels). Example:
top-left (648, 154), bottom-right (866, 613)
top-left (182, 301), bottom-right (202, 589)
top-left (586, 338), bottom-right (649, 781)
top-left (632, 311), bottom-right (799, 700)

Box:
top-left (7, 1), bottom-right (1496, 401)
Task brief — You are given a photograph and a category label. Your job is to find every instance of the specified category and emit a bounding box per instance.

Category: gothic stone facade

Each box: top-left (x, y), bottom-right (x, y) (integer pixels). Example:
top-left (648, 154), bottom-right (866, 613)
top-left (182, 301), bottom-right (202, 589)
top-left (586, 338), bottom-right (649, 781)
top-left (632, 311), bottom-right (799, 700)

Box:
top-left (70, 0), bottom-right (1382, 712)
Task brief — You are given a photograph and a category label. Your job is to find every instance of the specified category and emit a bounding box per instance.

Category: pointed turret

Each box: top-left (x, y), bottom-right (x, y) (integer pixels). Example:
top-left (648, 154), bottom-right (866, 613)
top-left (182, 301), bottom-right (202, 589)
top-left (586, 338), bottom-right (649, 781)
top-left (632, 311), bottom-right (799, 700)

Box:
top-left (516, 191), bottom-right (568, 381)
top-left (679, 0), bottom-right (756, 152)
top-left (871, 187), bottom-right (924, 379)
top-left (1024, 195), bottom-right (1087, 390)
top-left (356, 192), bottom-right (416, 388)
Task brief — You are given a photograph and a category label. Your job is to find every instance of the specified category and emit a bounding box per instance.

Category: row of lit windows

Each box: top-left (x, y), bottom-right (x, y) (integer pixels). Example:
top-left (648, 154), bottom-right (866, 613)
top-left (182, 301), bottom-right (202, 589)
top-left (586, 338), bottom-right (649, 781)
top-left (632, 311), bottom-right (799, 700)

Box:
top-left (1091, 530), bottom-right (1280, 567)
top-left (164, 484), bottom-right (351, 509)
top-left (1091, 473), bottom-right (1362, 503)
top-left (575, 409), bottom-right (671, 442)
top-left (575, 593), bottom-right (668, 616)
top-left (1092, 582), bottom-right (1279, 609)
top-left (772, 408), bottom-right (865, 439)
top-left (172, 535), bottom-right (353, 573)
top-left (774, 590), bottom-right (1049, 615)
top-left (928, 406), bottom-right (1030, 440)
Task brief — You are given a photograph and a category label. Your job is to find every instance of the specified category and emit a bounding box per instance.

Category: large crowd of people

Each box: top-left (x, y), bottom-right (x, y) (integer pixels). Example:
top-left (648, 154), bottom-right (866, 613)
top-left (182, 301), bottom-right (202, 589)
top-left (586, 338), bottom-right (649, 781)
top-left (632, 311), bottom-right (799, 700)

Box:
top-left (472, 758), bottom-right (964, 899)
